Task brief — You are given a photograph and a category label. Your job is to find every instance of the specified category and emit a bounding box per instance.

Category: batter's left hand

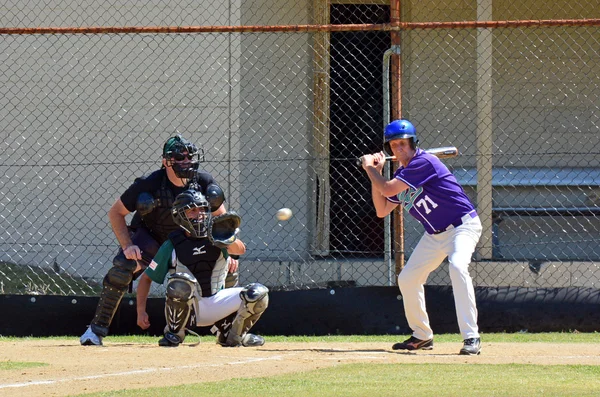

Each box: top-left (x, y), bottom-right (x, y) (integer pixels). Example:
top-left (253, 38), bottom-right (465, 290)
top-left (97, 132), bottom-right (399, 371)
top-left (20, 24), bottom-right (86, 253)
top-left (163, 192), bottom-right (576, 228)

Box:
top-left (362, 152), bottom-right (385, 173)
top-left (361, 154), bottom-right (376, 169)
top-left (372, 151), bottom-right (386, 173)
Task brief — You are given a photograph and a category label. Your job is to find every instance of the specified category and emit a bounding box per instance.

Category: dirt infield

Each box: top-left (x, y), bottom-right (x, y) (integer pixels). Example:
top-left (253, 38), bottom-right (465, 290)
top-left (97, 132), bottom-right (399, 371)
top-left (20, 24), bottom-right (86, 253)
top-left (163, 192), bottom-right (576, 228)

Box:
top-left (1, 340), bottom-right (599, 397)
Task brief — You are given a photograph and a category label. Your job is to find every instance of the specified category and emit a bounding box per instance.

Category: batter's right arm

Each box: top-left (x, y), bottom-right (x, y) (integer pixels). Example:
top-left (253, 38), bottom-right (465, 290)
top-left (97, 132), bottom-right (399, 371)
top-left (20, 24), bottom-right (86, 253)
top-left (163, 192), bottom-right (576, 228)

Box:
top-left (371, 187), bottom-right (398, 218)
top-left (361, 154), bottom-right (401, 217)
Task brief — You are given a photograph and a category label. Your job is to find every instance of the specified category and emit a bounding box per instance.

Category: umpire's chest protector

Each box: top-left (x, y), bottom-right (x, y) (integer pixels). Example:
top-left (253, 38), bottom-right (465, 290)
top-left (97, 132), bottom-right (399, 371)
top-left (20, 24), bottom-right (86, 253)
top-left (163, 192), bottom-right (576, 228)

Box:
top-left (168, 230), bottom-right (226, 296)
top-left (141, 175), bottom-right (178, 241)
top-left (143, 174), bottom-right (210, 242)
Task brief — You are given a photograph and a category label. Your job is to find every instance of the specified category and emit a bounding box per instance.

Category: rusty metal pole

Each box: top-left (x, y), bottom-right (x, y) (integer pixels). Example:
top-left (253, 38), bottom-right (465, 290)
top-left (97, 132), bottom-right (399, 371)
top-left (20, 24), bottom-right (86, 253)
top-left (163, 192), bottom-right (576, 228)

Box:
top-left (390, 0), bottom-right (404, 278)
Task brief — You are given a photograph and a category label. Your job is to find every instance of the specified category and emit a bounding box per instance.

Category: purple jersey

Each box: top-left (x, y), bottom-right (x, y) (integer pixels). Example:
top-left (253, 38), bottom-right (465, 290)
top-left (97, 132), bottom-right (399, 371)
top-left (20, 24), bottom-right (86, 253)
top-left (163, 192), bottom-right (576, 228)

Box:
top-left (387, 149), bottom-right (475, 234)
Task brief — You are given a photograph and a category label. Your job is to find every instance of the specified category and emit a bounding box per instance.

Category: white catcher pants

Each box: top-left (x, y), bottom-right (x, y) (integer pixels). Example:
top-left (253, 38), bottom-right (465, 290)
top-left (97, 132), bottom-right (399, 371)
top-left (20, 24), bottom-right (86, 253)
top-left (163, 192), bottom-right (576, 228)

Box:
top-left (397, 215), bottom-right (482, 340)
top-left (192, 287), bottom-right (243, 327)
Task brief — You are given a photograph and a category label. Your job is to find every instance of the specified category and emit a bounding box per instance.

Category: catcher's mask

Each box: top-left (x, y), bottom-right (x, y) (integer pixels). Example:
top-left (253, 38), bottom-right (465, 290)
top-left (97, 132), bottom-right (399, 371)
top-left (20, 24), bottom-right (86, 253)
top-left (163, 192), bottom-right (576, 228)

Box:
top-left (383, 119), bottom-right (418, 155)
top-left (162, 135), bottom-right (204, 179)
top-left (172, 189), bottom-right (211, 238)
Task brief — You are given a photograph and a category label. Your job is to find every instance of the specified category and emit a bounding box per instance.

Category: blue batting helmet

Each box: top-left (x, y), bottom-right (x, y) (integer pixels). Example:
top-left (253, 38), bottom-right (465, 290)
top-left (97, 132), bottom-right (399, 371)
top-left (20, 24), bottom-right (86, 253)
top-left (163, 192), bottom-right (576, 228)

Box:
top-left (383, 119), bottom-right (418, 154)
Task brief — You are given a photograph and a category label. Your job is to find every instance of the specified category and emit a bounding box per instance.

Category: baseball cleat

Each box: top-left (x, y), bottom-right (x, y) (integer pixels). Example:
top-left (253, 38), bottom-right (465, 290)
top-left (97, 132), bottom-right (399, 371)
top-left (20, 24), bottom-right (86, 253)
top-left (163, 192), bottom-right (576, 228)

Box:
top-left (392, 336), bottom-right (433, 351)
top-left (241, 333), bottom-right (265, 347)
top-left (218, 333), bottom-right (265, 347)
top-left (158, 332), bottom-right (182, 347)
top-left (459, 337), bottom-right (481, 355)
top-left (80, 326), bottom-right (103, 346)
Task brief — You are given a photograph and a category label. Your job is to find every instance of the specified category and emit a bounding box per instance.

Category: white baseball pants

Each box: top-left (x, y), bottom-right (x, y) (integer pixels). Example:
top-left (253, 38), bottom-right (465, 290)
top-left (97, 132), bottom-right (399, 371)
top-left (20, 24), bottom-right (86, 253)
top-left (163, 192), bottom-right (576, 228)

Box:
top-left (397, 215), bottom-right (482, 340)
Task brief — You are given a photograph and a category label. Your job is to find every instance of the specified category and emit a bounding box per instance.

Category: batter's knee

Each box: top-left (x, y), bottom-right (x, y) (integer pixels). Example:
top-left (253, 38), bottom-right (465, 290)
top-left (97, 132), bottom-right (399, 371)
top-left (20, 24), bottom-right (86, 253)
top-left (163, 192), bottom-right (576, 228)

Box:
top-left (448, 264), bottom-right (472, 283)
top-left (448, 253), bottom-right (473, 273)
top-left (397, 268), bottom-right (428, 293)
top-left (397, 271), bottom-right (413, 290)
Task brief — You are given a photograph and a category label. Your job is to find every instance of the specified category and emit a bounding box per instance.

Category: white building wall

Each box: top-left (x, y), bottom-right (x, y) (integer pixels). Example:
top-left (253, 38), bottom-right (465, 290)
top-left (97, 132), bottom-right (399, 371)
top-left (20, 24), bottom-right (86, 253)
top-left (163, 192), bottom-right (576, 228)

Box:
top-left (0, 0), bottom-right (314, 279)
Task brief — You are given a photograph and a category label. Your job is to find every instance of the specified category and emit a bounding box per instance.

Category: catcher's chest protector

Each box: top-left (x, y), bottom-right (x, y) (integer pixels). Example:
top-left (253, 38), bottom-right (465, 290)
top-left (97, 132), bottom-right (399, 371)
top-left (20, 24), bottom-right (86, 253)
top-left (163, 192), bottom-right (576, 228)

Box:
top-left (168, 230), bottom-right (227, 297)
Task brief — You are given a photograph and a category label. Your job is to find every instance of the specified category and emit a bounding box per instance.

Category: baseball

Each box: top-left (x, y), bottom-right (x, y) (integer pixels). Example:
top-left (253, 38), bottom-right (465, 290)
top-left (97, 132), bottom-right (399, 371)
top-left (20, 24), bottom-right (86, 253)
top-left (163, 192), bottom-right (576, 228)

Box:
top-left (276, 208), bottom-right (293, 221)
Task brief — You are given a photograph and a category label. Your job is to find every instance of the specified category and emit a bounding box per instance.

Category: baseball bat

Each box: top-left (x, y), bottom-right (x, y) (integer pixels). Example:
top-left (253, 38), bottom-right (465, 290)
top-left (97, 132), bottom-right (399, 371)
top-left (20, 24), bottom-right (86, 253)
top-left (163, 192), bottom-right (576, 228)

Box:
top-left (356, 146), bottom-right (459, 166)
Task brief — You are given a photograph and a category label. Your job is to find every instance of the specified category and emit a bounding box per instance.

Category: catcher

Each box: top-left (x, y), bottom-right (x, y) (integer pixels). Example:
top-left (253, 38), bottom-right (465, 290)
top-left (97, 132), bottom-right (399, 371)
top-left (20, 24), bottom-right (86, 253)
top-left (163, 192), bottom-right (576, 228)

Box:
top-left (80, 135), bottom-right (240, 346)
top-left (135, 189), bottom-right (268, 347)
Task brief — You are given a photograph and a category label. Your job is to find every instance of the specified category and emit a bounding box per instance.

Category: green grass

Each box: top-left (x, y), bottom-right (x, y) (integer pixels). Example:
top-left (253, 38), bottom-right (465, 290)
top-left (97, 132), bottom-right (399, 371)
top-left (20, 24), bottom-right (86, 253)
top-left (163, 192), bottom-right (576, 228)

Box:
top-left (2, 333), bottom-right (598, 397)
top-left (0, 361), bottom-right (47, 370)
top-left (76, 363), bottom-right (600, 397)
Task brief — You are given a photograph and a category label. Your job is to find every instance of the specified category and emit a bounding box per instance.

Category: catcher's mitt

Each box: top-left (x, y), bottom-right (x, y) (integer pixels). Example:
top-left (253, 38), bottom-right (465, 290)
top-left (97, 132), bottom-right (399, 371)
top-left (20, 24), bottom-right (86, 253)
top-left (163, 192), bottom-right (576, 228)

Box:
top-left (208, 212), bottom-right (241, 248)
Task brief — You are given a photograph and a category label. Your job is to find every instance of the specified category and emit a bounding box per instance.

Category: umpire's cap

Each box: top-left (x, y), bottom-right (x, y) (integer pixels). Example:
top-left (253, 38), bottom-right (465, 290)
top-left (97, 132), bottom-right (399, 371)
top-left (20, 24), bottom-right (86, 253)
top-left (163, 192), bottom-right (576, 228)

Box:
top-left (162, 135), bottom-right (198, 159)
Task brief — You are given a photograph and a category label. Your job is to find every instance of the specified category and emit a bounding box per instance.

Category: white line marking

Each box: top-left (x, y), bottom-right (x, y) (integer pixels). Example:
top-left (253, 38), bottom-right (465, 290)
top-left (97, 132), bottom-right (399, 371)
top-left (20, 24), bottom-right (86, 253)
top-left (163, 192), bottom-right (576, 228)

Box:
top-left (0, 355), bottom-right (283, 389)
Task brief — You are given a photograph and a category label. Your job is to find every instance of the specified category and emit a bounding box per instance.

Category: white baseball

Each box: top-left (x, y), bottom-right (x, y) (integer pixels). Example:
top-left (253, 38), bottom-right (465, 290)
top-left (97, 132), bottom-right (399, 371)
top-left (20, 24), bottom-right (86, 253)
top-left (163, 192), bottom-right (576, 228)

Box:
top-left (276, 208), bottom-right (293, 221)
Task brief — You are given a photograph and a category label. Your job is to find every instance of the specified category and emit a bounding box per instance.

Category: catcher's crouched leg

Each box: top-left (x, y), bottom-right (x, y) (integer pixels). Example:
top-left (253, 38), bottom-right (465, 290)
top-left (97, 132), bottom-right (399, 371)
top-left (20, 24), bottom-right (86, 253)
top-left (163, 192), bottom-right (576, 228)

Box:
top-left (90, 255), bottom-right (137, 337)
top-left (222, 283), bottom-right (269, 347)
top-left (159, 272), bottom-right (197, 347)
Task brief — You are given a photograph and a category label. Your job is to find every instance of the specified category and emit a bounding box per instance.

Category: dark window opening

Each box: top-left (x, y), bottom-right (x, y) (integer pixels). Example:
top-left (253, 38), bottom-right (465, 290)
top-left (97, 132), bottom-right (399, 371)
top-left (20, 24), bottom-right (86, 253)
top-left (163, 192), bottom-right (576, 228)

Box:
top-left (329, 4), bottom-right (391, 257)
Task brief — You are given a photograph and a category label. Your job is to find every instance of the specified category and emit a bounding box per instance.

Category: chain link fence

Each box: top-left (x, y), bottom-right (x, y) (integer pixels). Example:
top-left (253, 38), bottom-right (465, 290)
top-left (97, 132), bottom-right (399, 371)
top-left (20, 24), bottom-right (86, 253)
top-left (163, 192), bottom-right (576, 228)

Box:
top-left (1, 1), bottom-right (599, 296)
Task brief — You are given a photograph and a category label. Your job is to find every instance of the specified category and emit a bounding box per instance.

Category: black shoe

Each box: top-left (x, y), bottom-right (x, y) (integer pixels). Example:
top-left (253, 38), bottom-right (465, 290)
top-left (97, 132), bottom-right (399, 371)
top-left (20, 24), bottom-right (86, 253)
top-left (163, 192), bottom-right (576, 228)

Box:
top-left (392, 336), bottom-right (434, 351)
top-left (459, 337), bottom-right (481, 355)
top-left (158, 332), bottom-right (182, 347)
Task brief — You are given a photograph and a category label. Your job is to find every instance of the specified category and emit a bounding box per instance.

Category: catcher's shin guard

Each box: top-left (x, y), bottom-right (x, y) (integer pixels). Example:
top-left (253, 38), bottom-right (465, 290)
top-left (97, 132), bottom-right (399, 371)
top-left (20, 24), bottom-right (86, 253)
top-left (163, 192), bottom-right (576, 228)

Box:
top-left (163, 272), bottom-right (197, 343)
top-left (91, 255), bottom-right (136, 337)
top-left (225, 283), bottom-right (269, 347)
top-left (212, 312), bottom-right (236, 345)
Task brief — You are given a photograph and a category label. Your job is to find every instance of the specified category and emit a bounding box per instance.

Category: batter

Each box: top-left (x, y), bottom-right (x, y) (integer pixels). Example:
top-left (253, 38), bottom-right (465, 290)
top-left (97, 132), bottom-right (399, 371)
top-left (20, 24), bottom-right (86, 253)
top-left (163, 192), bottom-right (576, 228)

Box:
top-left (361, 119), bottom-right (482, 355)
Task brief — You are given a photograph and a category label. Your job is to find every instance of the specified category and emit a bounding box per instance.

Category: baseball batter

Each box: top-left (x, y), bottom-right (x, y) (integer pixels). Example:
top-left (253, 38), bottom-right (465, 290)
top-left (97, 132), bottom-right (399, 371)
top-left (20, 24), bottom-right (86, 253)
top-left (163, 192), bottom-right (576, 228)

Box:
top-left (361, 119), bottom-right (482, 355)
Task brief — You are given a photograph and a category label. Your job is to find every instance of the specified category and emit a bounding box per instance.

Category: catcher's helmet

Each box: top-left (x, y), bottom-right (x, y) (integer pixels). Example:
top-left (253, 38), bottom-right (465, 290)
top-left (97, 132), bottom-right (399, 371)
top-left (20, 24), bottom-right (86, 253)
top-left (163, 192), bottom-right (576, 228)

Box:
top-left (172, 189), bottom-right (211, 239)
top-left (383, 119), bottom-right (418, 154)
top-left (162, 135), bottom-right (203, 179)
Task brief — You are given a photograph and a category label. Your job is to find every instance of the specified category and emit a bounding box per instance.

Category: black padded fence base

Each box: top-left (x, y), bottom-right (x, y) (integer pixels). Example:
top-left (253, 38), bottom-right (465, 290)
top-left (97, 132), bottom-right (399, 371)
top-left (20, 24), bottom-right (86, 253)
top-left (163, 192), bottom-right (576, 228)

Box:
top-left (1, 286), bottom-right (598, 337)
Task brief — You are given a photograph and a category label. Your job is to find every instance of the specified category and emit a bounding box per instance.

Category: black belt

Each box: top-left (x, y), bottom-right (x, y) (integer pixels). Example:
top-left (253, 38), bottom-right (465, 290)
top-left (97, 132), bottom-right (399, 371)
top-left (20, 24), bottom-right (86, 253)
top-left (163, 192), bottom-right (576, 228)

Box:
top-left (432, 210), bottom-right (478, 234)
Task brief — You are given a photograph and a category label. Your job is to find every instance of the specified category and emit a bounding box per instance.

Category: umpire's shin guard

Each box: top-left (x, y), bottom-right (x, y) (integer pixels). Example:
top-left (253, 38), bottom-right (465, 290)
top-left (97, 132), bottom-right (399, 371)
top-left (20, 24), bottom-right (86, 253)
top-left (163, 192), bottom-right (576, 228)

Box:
top-left (91, 256), bottom-right (136, 337)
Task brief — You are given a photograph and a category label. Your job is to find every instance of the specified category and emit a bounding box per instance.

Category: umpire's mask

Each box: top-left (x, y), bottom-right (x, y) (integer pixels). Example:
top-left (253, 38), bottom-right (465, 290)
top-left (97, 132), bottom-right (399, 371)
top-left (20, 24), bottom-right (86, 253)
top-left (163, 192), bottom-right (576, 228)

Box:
top-left (163, 135), bottom-right (203, 179)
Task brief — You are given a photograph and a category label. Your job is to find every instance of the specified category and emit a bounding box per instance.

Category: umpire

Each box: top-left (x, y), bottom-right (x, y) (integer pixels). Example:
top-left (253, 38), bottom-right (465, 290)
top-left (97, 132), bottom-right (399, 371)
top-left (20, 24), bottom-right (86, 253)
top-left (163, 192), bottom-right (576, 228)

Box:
top-left (80, 135), bottom-right (230, 346)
